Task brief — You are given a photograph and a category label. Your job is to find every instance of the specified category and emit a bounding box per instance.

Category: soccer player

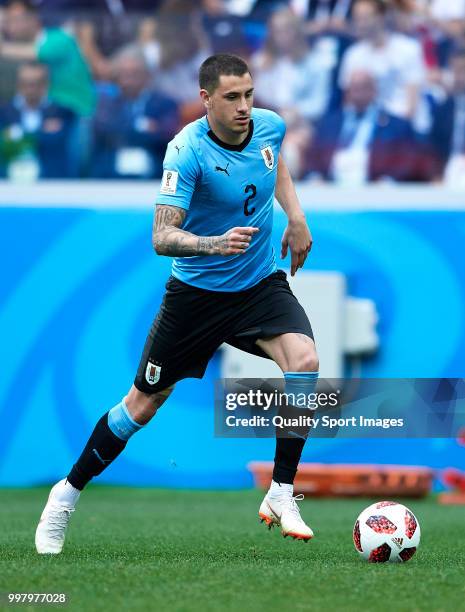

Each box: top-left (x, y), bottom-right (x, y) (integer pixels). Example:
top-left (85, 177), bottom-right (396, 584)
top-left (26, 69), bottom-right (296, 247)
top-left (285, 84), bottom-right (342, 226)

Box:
top-left (35, 54), bottom-right (319, 554)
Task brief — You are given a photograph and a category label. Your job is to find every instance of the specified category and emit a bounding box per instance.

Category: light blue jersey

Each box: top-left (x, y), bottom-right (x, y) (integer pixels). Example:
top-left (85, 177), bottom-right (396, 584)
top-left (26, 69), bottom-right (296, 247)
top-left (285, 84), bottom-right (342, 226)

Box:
top-left (156, 107), bottom-right (286, 291)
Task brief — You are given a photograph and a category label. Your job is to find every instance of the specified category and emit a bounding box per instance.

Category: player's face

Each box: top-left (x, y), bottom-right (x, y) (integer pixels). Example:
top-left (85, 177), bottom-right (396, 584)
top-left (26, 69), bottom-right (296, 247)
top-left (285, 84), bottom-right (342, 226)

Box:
top-left (204, 73), bottom-right (254, 137)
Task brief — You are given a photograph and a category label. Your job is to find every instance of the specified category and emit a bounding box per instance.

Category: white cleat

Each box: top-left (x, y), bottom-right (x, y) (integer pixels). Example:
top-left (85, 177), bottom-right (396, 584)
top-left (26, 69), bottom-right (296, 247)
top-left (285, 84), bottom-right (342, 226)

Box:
top-left (259, 492), bottom-right (314, 541)
top-left (259, 496), bottom-right (280, 529)
top-left (35, 480), bottom-right (76, 554)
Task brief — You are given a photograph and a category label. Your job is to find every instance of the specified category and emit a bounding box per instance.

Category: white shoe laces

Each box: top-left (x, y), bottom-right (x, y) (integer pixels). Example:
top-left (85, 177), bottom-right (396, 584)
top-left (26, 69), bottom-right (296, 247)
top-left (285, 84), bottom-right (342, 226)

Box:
top-left (45, 505), bottom-right (74, 540)
top-left (285, 494), bottom-right (305, 522)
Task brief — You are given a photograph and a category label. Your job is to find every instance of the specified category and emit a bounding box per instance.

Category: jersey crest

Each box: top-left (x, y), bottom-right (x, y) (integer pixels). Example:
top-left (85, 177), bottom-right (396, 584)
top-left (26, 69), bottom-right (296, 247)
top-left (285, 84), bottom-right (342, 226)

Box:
top-left (260, 144), bottom-right (274, 170)
top-left (145, 361), bottom-right (161, 385)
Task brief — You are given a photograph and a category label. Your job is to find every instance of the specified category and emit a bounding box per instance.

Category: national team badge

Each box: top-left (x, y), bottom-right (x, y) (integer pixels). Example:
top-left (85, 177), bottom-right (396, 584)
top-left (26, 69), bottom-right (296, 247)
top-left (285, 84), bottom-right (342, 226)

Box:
top-left (260, 145), bottom-right (274, 170)
top-left (145, 361), bottom-right (161, 385)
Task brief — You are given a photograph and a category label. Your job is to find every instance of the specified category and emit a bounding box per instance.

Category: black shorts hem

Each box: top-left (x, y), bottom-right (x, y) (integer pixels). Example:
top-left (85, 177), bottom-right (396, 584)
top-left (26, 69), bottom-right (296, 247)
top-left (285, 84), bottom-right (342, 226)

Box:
top-left (226, 325), bottom-right (314, 359)
top-left (133, 370), bottom-right (205, 395)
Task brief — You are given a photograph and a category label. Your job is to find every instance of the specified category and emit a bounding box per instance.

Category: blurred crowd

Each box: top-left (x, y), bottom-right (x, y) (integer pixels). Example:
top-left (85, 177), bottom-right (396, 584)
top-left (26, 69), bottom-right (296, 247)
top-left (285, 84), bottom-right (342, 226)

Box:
top-left (1, 0), bottom-right (465, 185)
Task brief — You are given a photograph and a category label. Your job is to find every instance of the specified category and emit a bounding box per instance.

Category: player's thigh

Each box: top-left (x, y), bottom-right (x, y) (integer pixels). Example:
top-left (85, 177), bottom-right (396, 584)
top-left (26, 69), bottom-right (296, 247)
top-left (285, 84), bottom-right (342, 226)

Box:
top-left (256, 333), bottom-right (318, 373)
top-left (134, 276), bottom-right (233, 394)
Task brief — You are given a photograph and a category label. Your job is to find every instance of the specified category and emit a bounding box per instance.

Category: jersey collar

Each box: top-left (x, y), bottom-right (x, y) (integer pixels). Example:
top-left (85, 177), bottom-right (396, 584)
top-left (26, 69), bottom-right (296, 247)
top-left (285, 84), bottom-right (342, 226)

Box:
top-left (207, 119), bottom-right (254, 152)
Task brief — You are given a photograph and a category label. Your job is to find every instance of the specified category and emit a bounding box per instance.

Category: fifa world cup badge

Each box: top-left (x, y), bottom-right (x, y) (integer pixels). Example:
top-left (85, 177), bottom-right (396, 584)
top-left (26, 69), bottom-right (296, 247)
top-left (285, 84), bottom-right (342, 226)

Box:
top-left (145, 361), bottom-right (161, 385)
top-left (160, 169), bottom-right (178, 194)
top-left (260, 144), bottom-right (274, 170)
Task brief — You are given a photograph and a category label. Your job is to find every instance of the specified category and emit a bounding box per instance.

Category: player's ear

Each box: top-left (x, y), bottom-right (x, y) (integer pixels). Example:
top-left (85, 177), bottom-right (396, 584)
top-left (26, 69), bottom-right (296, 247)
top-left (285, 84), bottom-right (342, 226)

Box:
top-left (200, 89), bottom-right (212, 110)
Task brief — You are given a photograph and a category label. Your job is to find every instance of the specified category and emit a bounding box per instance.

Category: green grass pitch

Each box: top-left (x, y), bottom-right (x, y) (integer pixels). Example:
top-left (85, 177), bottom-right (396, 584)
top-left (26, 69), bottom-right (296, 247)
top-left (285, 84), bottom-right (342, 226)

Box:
top-left (0, 488), bottom-right (464, 611)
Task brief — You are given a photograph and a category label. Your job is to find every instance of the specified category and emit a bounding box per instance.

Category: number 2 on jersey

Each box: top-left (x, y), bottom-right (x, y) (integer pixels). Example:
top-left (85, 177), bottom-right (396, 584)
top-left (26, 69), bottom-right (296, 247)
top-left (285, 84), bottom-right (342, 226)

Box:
top-left (244, 184), bottom-right (257, 216)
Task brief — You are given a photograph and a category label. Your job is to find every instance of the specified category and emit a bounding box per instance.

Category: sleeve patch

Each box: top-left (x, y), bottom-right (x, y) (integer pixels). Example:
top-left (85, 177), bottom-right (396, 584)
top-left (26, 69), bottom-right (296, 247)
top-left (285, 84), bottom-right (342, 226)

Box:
top-left (160, 170), bottom-right (179, 195)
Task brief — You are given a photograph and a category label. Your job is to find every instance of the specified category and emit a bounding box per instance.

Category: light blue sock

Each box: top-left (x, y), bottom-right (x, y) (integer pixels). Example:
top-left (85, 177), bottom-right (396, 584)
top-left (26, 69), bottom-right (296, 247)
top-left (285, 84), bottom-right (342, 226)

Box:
top-left (107, 399), bottom-right (143, 441)
top-left (284, 371), bottom-right (319, 408)
top-left (283, 371), bottom-right (319, 439)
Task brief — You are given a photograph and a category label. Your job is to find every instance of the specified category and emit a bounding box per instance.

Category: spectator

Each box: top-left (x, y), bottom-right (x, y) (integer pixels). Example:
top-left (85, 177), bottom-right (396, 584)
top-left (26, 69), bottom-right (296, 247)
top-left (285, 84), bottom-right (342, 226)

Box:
top-left (0, 42), bottom-right (22, 105)
top-left (154, 10), bottom-right (210, 124)
top-left (200, 0), bottom-right (250, 57)
top-left (293, 0), bottom-right (355, 111)
top-left (339, 0), bottom-right (426, 121)
top-left (279, 108), bottom-right (314, 179)
top-left (429, 7), bottom-right (465, 69)
top-left (251, 7), bottom-right (334, 121)
top-left (6, 0), bottom-right (163, 25)
top-left (306, 70), bottom-right (419, 183)
top-left (304, 0), bottom-right (352, 19)
top-left (136, 16), bottom-right (160, 70)
top-left (0, 0), bottom-right (95, 117)
top-left (0, 61), bottom-right (75, 178)
top-left (69, 1), bottom-right (164, 82)
top-left (92, 46), bottom-right (179, 179)
top-left (429, 47), bottom-right (465, 184)
top-left (291, 0), bottom-right (354, 35)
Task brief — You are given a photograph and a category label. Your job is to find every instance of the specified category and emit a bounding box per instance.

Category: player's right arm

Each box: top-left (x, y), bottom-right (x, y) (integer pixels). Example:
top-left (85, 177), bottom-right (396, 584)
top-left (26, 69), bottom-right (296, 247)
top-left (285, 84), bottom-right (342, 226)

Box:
top-left (153, 134), bottom-right (257, 257)
top-left (153, 205), bottom-right (258, 257)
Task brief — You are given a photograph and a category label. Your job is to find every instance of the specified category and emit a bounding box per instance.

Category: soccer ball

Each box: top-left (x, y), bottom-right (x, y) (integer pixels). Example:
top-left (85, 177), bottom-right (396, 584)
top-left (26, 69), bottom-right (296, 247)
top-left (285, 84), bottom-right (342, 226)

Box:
top-left (353, 501), bottom-right (421, 563)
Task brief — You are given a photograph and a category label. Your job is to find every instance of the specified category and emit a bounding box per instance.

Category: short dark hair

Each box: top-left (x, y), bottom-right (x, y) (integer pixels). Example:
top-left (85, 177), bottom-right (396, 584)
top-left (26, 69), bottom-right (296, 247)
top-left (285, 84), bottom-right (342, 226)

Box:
top-left (199, 54), bottom-right (251, 93)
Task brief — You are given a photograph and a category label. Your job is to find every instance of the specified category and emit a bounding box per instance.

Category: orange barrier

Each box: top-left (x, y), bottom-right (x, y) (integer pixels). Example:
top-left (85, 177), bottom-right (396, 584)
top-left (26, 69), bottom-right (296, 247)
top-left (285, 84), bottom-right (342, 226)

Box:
top-left (247, 462), bottom-right (433, 498)
top-left (438, 468), bottom-right (465, 505)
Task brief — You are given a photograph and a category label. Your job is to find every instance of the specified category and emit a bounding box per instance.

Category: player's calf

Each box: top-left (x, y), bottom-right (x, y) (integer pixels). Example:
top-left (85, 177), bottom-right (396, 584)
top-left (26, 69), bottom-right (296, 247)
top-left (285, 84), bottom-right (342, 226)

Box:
top-left (66, 385), bottom-right (173, 490)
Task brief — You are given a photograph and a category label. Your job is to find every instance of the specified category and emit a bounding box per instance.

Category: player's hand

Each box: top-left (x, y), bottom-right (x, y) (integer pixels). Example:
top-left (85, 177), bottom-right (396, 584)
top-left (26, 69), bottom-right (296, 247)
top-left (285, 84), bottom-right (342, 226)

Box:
top-left (281, 217), bottom-right (312, 276)
top-left (215, 226), bottom-right (259, 255)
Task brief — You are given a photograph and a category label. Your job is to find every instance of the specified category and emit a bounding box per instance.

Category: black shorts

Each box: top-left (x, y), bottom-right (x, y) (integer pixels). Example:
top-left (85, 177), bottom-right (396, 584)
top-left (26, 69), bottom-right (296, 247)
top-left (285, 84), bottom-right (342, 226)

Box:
top-left (134, 269), bottom-right (314, 394)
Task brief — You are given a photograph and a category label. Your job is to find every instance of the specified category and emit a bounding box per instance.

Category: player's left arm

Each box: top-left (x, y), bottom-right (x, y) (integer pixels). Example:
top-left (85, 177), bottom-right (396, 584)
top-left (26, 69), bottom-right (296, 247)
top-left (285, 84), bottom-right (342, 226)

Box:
top-left (275, 153), bottom-right (313, 276)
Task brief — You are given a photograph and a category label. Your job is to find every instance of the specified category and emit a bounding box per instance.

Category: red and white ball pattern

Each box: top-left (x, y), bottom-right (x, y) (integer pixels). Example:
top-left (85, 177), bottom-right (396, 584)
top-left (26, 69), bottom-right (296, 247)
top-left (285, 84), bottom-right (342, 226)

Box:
top-left (353, 501), bottom-right (421, 563)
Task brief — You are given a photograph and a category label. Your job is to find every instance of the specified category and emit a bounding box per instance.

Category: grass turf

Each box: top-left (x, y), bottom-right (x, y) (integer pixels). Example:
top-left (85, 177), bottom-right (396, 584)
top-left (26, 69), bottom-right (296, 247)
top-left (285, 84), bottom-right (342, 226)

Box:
top-left (0, 488), bottom-right (464, 612)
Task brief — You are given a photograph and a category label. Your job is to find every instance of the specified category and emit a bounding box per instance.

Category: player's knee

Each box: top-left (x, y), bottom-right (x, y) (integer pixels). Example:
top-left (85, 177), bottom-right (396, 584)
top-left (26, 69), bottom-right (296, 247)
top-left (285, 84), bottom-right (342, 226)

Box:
top-left (125, 384), bottom-right (174, 425)
top-left (291, 350), bottom-right (319, 373)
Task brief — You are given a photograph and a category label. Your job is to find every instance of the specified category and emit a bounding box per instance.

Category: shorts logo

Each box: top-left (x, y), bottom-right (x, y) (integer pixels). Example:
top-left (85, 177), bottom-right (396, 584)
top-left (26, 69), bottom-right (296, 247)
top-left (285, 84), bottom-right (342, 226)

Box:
top-left (260, 145), bottom-right (274, 170)
top-left (160, 170), bottom-right (178, 195)
top-left (145, 361), bottom-right (161, 385)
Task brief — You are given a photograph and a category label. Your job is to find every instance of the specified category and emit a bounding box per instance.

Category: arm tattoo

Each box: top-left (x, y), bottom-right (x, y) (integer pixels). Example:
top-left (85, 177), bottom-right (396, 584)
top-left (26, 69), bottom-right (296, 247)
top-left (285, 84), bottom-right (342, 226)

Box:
top-left (198, 237), bottom-right (217, 252)
top-left (154, 205), bottom-right (186, 233)
top-left (153, 204), bottom-right (220, 257)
